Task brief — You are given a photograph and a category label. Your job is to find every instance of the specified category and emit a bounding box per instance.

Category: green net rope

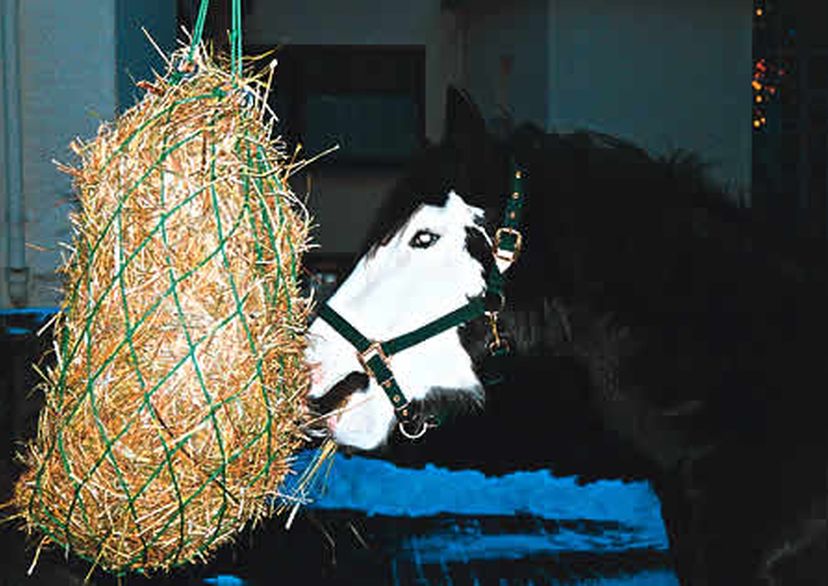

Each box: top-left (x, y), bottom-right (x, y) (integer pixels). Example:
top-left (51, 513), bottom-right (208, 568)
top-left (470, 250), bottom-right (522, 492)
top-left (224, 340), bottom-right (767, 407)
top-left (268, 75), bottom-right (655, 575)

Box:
top-left (176, 0), bottom-right (244, 84)
top-left (23, 0), bottom-right (312, 574)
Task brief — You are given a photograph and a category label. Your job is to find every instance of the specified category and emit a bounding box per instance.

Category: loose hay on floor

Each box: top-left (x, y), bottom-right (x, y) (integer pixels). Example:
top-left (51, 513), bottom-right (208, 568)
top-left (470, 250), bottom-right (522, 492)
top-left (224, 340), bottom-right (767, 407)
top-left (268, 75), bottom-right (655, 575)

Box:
top-left (9, 44), bottom-right (321, 576)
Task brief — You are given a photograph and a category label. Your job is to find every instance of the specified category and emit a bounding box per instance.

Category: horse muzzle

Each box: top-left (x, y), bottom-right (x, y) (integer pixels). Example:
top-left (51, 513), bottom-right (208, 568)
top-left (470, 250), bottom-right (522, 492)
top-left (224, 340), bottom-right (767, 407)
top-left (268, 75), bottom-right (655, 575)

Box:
top-left (308, 371), bottom-right (370, 419)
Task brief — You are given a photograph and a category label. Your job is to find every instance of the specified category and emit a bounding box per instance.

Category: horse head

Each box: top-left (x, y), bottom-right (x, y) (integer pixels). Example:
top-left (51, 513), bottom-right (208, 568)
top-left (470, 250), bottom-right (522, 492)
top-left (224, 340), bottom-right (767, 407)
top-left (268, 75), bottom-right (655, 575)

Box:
top-left (306, 87), bottom-right (521, 450)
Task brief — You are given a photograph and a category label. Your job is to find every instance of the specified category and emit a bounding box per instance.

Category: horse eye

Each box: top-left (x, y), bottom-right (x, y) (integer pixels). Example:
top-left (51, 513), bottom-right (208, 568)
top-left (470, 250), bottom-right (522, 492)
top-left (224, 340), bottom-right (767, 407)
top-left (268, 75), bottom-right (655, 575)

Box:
top-left (409, 229), bottom-right (440, 249)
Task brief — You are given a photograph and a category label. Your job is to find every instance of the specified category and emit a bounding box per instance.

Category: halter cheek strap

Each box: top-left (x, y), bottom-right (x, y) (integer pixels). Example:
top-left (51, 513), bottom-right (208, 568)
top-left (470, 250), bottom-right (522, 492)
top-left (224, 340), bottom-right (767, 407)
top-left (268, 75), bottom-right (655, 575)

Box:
top-left (316, 299), bottom-right (488, 437)
top-left (317, 160), bottom-right (526, 439)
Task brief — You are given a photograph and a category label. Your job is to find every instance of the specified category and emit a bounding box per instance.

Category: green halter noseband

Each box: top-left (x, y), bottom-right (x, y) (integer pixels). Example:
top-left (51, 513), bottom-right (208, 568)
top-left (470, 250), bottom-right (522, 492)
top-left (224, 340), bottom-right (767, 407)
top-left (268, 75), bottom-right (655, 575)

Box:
top-left (317, 160), bottom-right (526, 439)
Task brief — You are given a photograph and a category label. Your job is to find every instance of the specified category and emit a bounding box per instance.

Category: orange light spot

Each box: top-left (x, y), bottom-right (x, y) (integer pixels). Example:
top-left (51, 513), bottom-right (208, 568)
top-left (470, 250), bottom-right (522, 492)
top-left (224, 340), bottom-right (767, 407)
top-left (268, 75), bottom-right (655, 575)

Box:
top-left (756, 8), bottom-right (763, 16)
top-left (753, 119), bottom-right (761, 128)
top-left (752, 80), bottom-right (763, 90)
top-left (756, 95), bottom-right (763, 103)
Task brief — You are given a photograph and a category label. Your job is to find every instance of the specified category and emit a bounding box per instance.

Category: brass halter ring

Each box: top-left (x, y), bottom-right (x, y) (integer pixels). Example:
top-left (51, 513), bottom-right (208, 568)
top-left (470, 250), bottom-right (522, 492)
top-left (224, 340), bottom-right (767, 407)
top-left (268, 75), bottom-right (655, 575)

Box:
top-left (396, 399), bottom-right (431, 440)
top-left (398, 419), bottom-right (430, 440)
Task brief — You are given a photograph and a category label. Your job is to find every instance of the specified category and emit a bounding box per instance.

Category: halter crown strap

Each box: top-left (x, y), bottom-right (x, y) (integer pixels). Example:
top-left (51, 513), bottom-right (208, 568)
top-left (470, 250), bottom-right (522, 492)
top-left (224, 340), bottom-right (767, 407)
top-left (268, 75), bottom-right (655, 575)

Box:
top-left (316, 159), bottom-right (526, 438)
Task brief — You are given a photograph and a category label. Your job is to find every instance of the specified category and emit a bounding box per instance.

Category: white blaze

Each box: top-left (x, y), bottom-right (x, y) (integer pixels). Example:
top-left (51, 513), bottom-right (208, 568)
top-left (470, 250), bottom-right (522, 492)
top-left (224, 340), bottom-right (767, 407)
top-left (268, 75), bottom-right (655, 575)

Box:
top-left (306, 191), bottom-right (488, 450)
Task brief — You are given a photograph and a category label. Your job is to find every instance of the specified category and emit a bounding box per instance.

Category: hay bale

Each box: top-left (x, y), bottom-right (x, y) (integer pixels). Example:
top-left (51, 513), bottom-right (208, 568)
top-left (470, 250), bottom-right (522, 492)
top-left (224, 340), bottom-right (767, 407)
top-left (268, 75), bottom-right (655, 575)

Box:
top-left (10, 45), bottom-right (315, 575)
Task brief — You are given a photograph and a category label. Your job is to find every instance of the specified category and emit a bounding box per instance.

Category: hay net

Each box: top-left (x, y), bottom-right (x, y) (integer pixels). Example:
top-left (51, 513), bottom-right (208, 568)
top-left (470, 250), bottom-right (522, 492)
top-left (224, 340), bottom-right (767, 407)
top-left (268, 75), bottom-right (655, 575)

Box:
top-left (10, 1), bottom-right (325, 576)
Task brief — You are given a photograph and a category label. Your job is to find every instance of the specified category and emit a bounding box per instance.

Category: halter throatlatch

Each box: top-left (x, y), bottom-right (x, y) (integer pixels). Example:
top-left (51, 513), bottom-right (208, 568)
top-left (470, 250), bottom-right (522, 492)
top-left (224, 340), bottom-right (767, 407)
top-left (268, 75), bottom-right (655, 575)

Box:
top-left (317, 160), bottom-right (526, 440)
top-left (486, 166), bottom-right (525, 356)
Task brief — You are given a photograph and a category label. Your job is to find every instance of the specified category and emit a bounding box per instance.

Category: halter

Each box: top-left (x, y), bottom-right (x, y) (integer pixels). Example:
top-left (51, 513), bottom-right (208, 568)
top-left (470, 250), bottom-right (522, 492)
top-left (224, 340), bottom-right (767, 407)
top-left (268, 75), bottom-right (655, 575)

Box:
top-left (317, 160), bottom-right (526, 439)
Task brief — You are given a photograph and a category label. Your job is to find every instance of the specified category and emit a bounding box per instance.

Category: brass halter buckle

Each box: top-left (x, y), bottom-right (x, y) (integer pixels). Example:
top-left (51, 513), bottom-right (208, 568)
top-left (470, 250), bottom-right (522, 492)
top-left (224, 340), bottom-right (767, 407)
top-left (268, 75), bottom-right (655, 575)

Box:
top-left (357, 343), bottom-right (436, 440)
top-left (493, 227), bottom-right (523, 269)
top-left (356, 341), bottom-right (390, 381)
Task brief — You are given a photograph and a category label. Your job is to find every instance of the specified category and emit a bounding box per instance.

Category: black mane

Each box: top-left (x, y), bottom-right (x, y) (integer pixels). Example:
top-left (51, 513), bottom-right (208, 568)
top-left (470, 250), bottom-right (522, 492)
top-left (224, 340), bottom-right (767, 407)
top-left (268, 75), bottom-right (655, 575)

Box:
top-left (367, 87), bottom-right (828, 584)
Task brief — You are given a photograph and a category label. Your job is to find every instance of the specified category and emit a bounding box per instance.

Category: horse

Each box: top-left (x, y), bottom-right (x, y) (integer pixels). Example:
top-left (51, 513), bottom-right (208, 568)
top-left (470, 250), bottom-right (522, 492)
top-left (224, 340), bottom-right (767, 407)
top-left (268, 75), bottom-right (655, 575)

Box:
top-left (304, 86), bottom-right (828, 585)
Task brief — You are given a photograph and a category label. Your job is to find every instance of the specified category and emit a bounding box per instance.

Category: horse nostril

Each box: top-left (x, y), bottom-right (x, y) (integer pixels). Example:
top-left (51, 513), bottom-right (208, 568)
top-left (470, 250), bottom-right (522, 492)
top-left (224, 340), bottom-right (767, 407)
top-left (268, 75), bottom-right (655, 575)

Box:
top-left (309, 371), bottom-right (370, 415)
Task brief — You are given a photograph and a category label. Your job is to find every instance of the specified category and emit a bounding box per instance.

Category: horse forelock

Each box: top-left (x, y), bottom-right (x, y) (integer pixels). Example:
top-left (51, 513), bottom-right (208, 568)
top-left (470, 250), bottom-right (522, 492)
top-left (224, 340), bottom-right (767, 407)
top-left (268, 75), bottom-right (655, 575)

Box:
top-left (358, 134), bottom-right (512, 259)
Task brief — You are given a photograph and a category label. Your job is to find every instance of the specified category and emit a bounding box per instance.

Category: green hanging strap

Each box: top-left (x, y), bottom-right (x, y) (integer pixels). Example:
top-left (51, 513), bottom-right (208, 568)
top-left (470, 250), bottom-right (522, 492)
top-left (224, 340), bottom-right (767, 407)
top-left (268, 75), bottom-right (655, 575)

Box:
top-left (168, 0), bottom-right (210, 85)
top-left (230, 0), bottom-right (243, 80)
top-left (172, 0), bottom-right (245, 84)
top-left (188, 0), bottom-right (211, 62)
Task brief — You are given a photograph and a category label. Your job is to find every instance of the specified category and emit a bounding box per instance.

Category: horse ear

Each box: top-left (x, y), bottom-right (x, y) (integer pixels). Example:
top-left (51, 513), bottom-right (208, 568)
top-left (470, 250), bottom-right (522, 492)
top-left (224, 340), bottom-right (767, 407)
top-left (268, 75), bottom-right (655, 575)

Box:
top-left (443, 85), bottom-right (487, 149)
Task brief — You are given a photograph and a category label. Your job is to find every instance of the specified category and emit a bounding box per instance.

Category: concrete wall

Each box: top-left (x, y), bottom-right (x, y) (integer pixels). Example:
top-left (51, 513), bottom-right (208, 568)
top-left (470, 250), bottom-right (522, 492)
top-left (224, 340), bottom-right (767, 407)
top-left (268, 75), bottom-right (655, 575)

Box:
top-left (1, 0), bottom-right (118, 308)
top-left (0, 1), bottom-right (181, 309)
top-left (206, 0), bottom-right (754, 252)
top-left (301, 168), bottom-right (405, 255)
top-left (451, 0), bottom-right (751, 197)
top-left (115, 0), bottom-right (178, 113)
top-left (460, 0), bottom-right (550, 133)
top-left (547, 0), bottom-right (752, 197)
top-left (245, 0), bottom-right (446, 255)
top-left (246, 0), bottom-right (434, 47)
top-left (0, 0), bottom-right (753, 306)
